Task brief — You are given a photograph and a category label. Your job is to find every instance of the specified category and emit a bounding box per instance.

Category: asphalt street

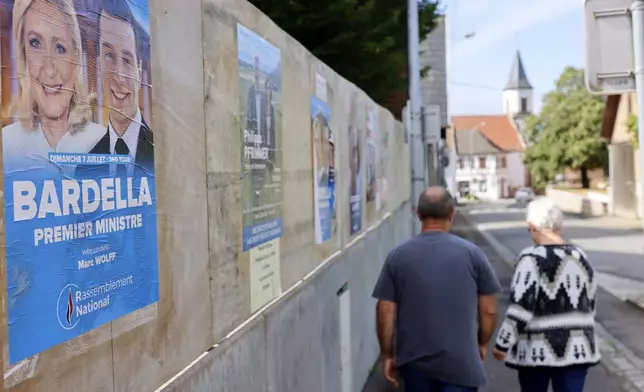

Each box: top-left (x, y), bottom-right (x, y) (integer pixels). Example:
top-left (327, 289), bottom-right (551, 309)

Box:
top-left (362, 208), bottom-right (630, 392)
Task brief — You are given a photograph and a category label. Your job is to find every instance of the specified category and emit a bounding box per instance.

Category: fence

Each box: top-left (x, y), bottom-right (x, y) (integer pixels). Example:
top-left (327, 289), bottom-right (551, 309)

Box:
top-left (0, 0), bottom-right (412, 390)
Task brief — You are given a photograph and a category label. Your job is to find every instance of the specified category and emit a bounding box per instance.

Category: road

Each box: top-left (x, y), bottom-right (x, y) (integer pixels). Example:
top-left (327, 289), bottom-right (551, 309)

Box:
top-left (363, 209), bottom-right (631, 392)
top-left (462, 200), bottom-right (644, 391)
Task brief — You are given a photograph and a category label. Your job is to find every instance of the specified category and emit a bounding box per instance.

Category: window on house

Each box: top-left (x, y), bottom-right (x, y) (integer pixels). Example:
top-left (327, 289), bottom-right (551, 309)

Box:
top-left (498, 156), bottom-right (507, 168)
top-left (479, 157), bottom-right (486, 169)
top-left (521, 98), bottom-right (528, 113)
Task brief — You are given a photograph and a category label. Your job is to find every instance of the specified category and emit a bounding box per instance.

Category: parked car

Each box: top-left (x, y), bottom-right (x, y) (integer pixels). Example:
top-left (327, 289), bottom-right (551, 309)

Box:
top-left (515, 187), bottom-right (535, 202)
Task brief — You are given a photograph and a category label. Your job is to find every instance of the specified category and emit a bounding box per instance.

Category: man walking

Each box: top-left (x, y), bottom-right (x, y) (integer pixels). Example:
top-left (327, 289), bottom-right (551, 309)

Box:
top-left (372, 187), bottom-right (501, 391)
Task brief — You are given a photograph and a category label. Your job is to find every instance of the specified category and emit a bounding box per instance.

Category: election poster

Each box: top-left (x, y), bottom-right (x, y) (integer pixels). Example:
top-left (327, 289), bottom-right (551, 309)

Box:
top-left (311, 96), bottom-right (335, 244)
top-left (365, 107), bottom-right (379, 210)
top-left (249, 238), bottom-right (282, 312)
top-left (1, 0), bottom-right (157, 364)
top-left (349, 110), bottom-right (363, 236)
top-left (237, 23), bottom-right (283, 252)
top-left (378, 116), bottom-right (390, 212)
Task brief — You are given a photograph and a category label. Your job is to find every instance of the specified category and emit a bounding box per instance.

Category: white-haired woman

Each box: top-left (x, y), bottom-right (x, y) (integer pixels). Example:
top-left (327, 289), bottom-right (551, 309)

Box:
top-left (3, 0), bottom-right (104, 171)
top-left (492, 199), bottom-right (600, 392)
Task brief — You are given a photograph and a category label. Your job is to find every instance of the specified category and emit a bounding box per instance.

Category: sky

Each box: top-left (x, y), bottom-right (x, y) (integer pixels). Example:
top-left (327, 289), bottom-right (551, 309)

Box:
top-left (444, 0), bottom-right (585, 115)
top-left (128, 0), bottom-right (150, 34)
top-left (238, 24), bottom-right (281, 73)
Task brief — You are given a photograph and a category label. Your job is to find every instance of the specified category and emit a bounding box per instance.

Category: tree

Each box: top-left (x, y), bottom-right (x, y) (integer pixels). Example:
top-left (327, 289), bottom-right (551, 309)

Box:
top-left (523, 66), bottom-right (607, 189)
top-left (247, 0), bottom-right (439, 109)
top-left (627, 113), bottom-right (639, 148)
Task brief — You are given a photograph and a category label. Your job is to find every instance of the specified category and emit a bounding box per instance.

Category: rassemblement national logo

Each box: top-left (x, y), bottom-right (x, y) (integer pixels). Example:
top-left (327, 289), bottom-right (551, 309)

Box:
top-left (57, 283), bottom-right (80, 330)
top-left (56, 279), bottom-right (119, 330)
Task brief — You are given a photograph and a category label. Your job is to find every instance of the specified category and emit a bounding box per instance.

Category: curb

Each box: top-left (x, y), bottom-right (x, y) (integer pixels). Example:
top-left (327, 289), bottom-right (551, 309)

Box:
top-left (457, 208), bottom-right (644, 392)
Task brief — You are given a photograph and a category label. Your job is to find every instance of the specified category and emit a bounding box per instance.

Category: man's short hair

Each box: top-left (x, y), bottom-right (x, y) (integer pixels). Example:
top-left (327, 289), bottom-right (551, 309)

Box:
top-left (98, 0), bottom-right (140, 60)
top-left (417, 187), bottom-right (454, 220)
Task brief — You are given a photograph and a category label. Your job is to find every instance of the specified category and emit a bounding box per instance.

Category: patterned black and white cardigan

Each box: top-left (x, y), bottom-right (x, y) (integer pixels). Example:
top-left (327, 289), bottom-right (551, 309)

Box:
top-left (494, 244), bottom-right (601, 368)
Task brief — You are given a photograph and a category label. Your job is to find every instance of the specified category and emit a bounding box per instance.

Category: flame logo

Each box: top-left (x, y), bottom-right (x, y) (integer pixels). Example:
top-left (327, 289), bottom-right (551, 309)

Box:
top-left (66, 288), bottom-right (74, 326)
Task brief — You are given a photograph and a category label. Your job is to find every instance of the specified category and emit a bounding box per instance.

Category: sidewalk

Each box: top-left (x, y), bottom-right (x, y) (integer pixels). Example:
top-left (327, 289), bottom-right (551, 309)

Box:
top-left (362, 214), bottom-right (628, 392)
top-left (462, 202), bottom-right (644, 391)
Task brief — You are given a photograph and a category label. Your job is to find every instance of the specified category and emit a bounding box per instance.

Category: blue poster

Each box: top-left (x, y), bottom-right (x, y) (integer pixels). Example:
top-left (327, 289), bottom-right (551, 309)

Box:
top-left (238, 24), bottom-right (284, 251)
top-left (311, 96), bottom-right (335, 243)
top-left (1, 0), bottom-right (157, 364)
top-left (349, 119), bottom-right (363, 235)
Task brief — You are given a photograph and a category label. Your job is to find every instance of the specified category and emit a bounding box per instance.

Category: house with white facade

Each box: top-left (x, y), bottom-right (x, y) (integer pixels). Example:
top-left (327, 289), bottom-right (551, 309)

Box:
top-left (446, 51), bottom-right (531, 200)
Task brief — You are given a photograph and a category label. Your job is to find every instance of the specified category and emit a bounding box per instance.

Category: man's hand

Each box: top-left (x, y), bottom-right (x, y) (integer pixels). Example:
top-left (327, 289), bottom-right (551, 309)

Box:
top-left (382, 355), bottom-right (399, 388)
top-left (479, 345), bottom-right (488, 362)
top-left (492, 347), bottom-right (507, 361)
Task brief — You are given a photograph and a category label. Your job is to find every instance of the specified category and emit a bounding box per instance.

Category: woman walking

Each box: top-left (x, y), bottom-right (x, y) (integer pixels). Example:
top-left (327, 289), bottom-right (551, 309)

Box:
top-left (492, 199), bottom-right (600, 392)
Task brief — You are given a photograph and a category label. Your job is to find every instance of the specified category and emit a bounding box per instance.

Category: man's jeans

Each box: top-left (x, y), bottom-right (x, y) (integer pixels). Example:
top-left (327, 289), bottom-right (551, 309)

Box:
top-left (517, 366), bottom-right (588, 392)
top-left (399, 365), bottom-right (477, 392)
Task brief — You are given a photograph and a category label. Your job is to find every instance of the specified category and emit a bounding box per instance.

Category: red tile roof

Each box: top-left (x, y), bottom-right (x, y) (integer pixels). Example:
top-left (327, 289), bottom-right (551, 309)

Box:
top-left (451, 115), bottom-right (524, 152)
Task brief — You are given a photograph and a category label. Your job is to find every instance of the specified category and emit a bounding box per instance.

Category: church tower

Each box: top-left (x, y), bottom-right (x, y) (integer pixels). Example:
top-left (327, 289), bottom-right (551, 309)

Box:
top-left (502, 51), bottom-right (533, 119)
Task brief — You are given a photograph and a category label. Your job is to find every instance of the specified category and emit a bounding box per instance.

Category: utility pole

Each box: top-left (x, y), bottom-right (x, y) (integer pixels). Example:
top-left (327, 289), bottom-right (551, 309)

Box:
top-left (408, 0), bottom-right (424, 234)
top-left (633, 0), bottom-right (644, 232)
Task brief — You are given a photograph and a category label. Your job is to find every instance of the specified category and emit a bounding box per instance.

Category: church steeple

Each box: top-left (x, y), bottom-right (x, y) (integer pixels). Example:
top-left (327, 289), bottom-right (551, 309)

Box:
top-left (504, 51), bottom-right (532, 91)
top-left (502, 50), bottom-right (533, 117)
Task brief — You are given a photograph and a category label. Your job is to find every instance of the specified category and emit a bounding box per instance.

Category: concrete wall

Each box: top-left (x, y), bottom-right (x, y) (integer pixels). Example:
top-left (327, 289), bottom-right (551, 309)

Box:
top-left (608, 143), bottom-right (639, 219)
top-left (0, 0), bottom-right (411, 391)
top-left (606, 93), bottom-right (641, 219)
top-left (161, 205), bottom-right (411, 392)
top-left (612, 93), bottom-right (635, 144)
top-left (636, 150), bottom-right (643, 219)
top-left (546, 187), bottom-right (608, 218)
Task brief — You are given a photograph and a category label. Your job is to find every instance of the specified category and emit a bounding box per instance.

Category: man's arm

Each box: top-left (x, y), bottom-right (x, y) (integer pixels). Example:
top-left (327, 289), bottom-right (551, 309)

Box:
top-left (474, 247), bottom-right (502, 348)
top-left (372, 250), bottom-right (398, 358)
top-left (478, 294), bottom-right (498, 347)
top-left (376, 300), bottom-right (396, 358)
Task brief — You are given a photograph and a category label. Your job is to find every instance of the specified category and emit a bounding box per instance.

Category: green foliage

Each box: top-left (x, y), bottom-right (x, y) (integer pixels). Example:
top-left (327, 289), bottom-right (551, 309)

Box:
top-left (627, 113), bottom-right (639, 148)
top-left (523, 66), bottom-right (607, 189)
top-left (247, 0), bottom-right (439, 107)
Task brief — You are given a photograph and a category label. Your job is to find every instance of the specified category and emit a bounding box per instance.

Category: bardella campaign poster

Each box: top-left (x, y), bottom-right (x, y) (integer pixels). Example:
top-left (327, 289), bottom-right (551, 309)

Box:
top-left (311, 96), bottom-right (335, 244)
top-left (1, 0), bottom-right (157, 364)
top-left (238, 24), bottom-right (283, 252)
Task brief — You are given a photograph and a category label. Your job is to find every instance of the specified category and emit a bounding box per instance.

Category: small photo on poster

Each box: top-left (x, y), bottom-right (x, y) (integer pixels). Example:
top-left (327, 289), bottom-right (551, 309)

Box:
top-left (349, 119), bottom-right (362, 235)
top-left (311, 96), bottom-right (335, 244)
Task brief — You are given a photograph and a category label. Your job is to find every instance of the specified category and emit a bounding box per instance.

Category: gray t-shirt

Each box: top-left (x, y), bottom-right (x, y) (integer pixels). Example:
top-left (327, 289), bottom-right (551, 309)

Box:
top-left (372, 231), bottom-right (501, 387)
